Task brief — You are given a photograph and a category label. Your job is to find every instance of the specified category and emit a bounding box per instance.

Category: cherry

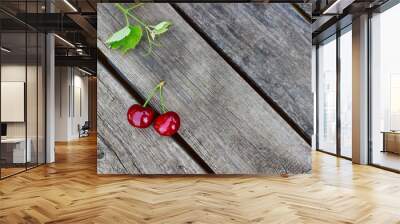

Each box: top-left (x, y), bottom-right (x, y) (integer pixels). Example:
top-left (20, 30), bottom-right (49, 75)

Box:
top-left (154, 111), bottom-right (180, 136)
top-left (127, 80), bottom-right (181, 137)
top-left (127, 81), bottom-right (164, 128)
top-left (127, 104), bottom-right (154, 128)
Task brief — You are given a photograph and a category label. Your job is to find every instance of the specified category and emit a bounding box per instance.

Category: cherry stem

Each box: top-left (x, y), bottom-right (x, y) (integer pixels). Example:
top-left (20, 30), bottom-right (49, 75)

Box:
top-left (143, 80), bottom-right (165, 108)
top-left (159, 84), bottom-right (166, 113)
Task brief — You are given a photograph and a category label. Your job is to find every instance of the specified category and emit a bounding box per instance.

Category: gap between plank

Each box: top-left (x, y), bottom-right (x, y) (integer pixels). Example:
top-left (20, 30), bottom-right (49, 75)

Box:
top-left (291, 3), bottom-right (312, 24)
top-left (171, 3), bottom-right (312, 146)
top-left (97, 49), bottom-right (216, 174)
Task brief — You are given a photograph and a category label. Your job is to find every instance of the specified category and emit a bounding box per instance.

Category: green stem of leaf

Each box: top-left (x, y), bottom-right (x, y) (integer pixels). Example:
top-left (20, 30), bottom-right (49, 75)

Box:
top-left (124, 10), bottom-right (147, 28)
top-left (124, 14), bottom-right (129, 26)
top-left (115, 3), bottom-right (147, 28)
top-left (144, 29), bottom-right (153, 56)
top-left (127, 3), bottom-right (144, 11)
top-left (115, 3), bottom-right (128, 26)
top-left (112, 3), bottom-right (170, 55)
top-left (151, 40), bottom-right (162, 48)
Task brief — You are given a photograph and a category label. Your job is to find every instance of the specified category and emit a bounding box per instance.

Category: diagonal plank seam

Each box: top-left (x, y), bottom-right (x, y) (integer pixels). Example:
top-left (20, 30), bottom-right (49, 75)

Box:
top-left (97, 50), bottom-right (215, 174)
top-left (97, 133), bottom-right (131, 173)
top-left (171, 3), bottom-right (311, 146)
top-left (291, 3), bottom-right (312, 24)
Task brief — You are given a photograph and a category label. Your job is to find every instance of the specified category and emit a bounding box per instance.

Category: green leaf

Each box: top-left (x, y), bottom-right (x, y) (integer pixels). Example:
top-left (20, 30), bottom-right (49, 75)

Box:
top-left (107, 25), bottom-right (143, 53)
top-left (121, 25), bottom-right (143, 53)
top-left (109, 41), bottom-right (124, 49)
top-left (153, 21), bottom-right (172, 30)
top-left (106, 26), bottom-right (131, 44)
top-left (150, 31), bottom-right (156, 41)
top-left (152, 21), bottom-right (172, 35)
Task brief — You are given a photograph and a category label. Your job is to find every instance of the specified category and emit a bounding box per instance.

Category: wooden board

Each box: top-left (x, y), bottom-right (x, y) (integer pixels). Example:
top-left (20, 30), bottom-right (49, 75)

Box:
top-left (97, 62), bottom-right (206, 174)
top-left (295, 3), bottom-right (312, 17)
top-left (97, 3), bottom-right (311, 174)
top-left (176, 3), bottom-right (313, 139)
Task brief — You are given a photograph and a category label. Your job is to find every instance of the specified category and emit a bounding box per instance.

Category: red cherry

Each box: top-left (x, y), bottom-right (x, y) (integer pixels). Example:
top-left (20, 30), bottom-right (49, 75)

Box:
top-left (127, 104), bottom-right (155, 128)
top-left (154, 111), bottom-right (180, 136)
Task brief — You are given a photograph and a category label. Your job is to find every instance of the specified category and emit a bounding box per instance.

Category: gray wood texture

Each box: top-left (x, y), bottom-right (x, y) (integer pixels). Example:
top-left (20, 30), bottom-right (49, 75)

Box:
top-left (97, 136), bottom-right (128, 174)
top-left (97, 62), bottom-right (206, 174)
top-left (296, 3), bottom-right (312, 16)
top-left (97, 3), bottom-right (311, 174)
top-left (176, 3), bottom-right (313, 138)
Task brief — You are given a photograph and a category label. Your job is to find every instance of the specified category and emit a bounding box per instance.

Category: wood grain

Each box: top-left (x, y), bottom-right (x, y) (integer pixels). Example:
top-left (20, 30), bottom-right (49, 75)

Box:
top-left (1, 136), bottom-right (400, 223)
top-left (97, 3), bottom-right (310, 174)
top-left (176, 3), bottom-right (313, 139)
top-left (97, 62), bottom-right (206, 174)
top-left (295, 3), bottom-right (312, 17)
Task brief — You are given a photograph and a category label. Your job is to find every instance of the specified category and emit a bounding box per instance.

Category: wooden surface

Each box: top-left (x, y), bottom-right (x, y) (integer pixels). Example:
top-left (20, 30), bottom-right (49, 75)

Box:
top-left (0, 167), bottom-right (25, 178)
top-left (1, 136), bottom-right (400, 223)
top-left (97, 62), bottom-right (205, 174)
top-left (294, 2), bottom-right (312, 18)
top-left (176, 3), bottom-right (313, 139)
top-left (97, 3), bottom-right (311, 175)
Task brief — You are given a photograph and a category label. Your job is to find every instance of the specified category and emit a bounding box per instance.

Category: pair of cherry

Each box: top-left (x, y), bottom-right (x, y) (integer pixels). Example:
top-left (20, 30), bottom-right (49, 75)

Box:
top-left (127, 81), bottom-right (180, 136)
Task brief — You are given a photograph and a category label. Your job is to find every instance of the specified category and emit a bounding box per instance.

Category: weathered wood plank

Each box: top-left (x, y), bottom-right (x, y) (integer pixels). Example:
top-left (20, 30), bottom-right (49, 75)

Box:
top-left (97, 136), bottom-right (130, 174)
top-left (176, 3), bottom-right (313, 139)
top-left (97, 62), bottom-right (206, 174)
top-left (97, 3), bottom-right (311, 174)
top-left (298, 3), bottom-right (312, 16)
